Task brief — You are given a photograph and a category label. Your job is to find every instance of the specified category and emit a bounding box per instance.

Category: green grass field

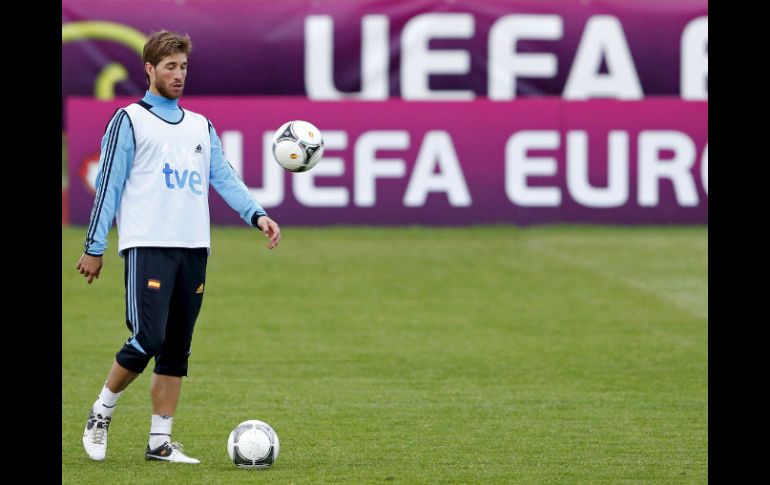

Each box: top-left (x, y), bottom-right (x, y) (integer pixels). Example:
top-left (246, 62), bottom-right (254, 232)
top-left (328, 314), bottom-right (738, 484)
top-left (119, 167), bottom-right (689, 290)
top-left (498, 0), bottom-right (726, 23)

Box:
top-left (62, 225), bottom-right (707, 484)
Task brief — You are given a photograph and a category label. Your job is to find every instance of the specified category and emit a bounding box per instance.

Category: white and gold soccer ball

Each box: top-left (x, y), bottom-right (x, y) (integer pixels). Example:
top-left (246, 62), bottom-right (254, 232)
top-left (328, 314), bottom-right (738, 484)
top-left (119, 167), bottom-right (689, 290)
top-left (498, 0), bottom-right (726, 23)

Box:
top-left (227, 419), bottom-right (280, 469)
top-left (271, 120), bottom-right (325, 172)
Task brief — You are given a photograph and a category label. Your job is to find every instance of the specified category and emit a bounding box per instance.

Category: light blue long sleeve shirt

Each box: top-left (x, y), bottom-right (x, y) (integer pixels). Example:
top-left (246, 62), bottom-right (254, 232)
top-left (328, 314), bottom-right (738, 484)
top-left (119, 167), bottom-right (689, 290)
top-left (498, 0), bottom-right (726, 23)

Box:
top-left (83, 91), bottom-right (267, 256)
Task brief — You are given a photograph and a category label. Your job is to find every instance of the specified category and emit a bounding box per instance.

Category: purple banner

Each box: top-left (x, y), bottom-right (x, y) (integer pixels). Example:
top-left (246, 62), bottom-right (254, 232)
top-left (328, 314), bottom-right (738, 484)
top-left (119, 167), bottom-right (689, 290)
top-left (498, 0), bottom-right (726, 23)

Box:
top-left (62, 1), bottom-right (708, 126)
top-left (68, 97), bottom-right (707, 226)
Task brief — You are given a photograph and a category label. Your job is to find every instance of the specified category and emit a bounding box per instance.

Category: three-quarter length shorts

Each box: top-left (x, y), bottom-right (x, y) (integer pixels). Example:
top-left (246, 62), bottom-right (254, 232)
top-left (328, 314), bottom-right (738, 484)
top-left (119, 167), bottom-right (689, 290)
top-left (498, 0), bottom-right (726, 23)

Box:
top-left (115, 247), bottom-right (208, 377)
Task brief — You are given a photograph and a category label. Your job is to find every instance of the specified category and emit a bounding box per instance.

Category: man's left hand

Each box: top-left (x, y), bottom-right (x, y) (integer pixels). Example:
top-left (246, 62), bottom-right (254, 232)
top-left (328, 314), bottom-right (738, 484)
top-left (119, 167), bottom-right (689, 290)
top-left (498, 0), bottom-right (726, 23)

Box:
top-left (257, 216), bottom-right (281, 249)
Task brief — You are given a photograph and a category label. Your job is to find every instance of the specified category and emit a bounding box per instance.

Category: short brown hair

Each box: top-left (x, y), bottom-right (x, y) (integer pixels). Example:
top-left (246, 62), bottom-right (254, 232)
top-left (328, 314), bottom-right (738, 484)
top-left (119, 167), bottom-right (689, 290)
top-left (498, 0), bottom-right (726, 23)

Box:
top-left (143, 30), bottom-right (193, 85)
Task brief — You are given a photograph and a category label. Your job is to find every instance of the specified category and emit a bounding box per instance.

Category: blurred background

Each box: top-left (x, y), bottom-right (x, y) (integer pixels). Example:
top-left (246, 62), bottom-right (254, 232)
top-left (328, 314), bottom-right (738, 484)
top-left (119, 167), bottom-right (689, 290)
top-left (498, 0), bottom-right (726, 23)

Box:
top-left (62, 1), bottom-right (707, 483)
top-left (61, 0), bottom-right (707, 227)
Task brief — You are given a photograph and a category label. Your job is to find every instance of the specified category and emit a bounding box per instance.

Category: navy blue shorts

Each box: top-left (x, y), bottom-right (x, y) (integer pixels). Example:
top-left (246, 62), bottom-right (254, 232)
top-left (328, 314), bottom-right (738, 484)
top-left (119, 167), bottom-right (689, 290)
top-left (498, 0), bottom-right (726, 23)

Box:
top-left (115, 247), bottom-right (208, 377)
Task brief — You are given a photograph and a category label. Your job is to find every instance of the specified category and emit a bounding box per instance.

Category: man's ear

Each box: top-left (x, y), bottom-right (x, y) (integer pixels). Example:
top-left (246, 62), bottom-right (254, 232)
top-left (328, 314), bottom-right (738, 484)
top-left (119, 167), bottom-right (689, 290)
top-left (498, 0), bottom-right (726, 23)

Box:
top-left (145, 62), bottom-right (154, 79)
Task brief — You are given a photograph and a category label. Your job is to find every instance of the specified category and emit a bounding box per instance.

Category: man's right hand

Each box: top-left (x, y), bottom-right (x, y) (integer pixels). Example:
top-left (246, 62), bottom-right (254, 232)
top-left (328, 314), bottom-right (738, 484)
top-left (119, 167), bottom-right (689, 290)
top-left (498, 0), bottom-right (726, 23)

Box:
top-left (77, 253), bottom-right (103, 284)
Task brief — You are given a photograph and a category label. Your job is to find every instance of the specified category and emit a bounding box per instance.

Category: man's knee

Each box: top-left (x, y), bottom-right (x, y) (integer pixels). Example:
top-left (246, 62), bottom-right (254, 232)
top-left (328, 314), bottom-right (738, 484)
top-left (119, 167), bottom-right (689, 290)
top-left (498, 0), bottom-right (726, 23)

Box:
top-left (153, 351), bottom-right (190, 377)
top-left (115, 335), bottom-right (163, 373)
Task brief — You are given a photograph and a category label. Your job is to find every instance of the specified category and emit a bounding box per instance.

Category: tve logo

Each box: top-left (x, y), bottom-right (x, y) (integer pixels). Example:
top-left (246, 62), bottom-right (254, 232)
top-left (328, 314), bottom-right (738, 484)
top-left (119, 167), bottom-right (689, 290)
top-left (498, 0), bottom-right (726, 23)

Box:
top-left (162, 163), bottom-right (203, 195)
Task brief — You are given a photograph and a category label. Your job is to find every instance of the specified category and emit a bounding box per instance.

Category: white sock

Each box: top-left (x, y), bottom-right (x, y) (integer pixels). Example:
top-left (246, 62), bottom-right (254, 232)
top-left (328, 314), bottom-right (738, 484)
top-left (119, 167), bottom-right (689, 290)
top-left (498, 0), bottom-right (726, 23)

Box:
top-left (149, 414), bottom-right (173, 449)
top-left (91, 382), bottom-right (122, 418)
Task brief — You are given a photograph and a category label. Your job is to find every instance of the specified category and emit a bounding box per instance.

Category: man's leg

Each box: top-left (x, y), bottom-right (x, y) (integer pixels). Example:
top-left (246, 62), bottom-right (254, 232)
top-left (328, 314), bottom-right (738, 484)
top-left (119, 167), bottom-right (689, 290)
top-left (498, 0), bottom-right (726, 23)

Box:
top-left (106, 360), bottom-right (141, 392)
top-left (150, 373), bottom-right (182, 416)
top-left (82, 360), bottom-right (142, 460)
top-left (84, 247), bottom-right (178, 461)
top-left (145, 373), bottom-right (184, 460)
top-left (146, 284), bottom-right (187, 452)
top-left (145, 248), bottom-right (206, 464)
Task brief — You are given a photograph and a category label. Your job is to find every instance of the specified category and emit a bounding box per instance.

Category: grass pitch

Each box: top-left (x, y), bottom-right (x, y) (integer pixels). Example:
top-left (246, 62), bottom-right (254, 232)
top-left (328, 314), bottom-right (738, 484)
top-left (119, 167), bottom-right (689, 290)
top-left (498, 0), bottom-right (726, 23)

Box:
top-left (62, 225), bottom-right (707, 484)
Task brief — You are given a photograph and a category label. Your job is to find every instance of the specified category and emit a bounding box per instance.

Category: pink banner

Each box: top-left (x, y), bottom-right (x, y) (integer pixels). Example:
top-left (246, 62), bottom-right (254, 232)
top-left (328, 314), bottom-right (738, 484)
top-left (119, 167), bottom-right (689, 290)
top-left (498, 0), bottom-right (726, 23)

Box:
top-left (68, 97), bottom-right (707, 226)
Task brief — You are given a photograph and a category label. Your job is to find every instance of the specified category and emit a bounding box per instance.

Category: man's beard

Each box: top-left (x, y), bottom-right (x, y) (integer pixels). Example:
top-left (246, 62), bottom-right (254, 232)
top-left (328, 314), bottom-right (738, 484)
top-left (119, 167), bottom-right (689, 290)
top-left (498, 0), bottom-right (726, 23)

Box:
top-left (157, 81), bottom-right (183, 99)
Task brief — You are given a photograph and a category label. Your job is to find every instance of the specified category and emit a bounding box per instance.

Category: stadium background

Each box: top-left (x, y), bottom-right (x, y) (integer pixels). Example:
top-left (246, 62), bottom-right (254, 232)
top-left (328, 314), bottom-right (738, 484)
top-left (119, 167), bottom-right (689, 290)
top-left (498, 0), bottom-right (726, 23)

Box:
top-left (62, 0), bottom-right (707, 483)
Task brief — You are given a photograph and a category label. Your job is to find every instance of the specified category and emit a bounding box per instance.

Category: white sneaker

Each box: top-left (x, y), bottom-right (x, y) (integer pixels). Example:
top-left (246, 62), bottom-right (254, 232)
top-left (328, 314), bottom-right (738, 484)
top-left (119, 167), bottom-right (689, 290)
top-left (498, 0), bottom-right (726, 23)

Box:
top-left (145, 441), bottom-right (200, 464)
top-left (82, 411), bottom-right (111, 461)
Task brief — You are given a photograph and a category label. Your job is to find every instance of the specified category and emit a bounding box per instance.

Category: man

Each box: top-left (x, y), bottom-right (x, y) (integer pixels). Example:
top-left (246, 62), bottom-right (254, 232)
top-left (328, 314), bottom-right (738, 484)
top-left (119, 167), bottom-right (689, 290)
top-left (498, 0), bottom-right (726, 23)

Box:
top-left (77, 30), bottom-right (281, 464)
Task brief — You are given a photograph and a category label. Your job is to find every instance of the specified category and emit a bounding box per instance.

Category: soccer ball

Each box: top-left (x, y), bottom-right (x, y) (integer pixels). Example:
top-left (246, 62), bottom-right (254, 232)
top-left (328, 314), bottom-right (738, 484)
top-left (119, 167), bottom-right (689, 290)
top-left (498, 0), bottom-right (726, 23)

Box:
top-left (271, 120), bottom-right (325, 172)
top-left (227, 419), bottom-right (280, 469)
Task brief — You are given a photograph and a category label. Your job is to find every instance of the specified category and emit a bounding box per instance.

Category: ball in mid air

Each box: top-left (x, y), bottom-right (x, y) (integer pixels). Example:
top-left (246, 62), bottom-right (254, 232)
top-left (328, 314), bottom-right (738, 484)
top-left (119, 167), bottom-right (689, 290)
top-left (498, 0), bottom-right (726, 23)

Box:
top-left (272, 120), bottom-right (325, 172)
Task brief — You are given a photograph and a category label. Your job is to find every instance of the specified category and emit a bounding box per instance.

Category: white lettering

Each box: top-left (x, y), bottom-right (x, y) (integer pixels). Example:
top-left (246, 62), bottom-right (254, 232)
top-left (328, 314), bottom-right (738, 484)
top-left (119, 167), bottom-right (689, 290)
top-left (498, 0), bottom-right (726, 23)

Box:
top-left (681, 17), bottom-right (708, 100)
top-left (488, 15), bottom-right (563, 100)
top-left (564, 16), bottom-right (643, 99)
top-left (354, 131), bottom-right (408, 206)
top-left (401, 13), bottom-right (475, 100)
top-left (403, 131), bottom-right (471, 207)
top-left (638, 131), bottom-right (698, 206)
top-left (566, 131), bottom-right (629, 207)
top-left (305, 15), bottom-right (389, 100)
top-left (505, 131), bottom-right (561, 206)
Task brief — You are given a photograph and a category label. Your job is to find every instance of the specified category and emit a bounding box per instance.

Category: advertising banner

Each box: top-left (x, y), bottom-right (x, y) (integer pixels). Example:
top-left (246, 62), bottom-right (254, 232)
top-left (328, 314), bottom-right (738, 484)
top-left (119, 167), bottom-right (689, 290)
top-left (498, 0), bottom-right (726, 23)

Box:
top-left (68, 97), bottom-right (707, 226)
top-left (62, 0), bottom-right (708, 106)
top-left (64, 0), bottom-right (707, 225)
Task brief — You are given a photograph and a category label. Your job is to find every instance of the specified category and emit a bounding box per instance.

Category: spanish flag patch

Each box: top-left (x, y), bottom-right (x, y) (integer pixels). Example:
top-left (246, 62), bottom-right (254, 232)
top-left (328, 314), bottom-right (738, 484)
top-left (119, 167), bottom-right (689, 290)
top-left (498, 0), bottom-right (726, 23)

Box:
top-left (147, 279), bottom-right (161, 290)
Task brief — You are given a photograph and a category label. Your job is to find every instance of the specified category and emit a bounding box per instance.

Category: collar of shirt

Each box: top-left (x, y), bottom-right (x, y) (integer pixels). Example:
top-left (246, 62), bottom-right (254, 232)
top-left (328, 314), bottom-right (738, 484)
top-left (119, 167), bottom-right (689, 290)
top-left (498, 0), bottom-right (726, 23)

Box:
top-left (141, 90), bottom-right (183, 123)
top-left (142, 90), bottom-right (180, 109)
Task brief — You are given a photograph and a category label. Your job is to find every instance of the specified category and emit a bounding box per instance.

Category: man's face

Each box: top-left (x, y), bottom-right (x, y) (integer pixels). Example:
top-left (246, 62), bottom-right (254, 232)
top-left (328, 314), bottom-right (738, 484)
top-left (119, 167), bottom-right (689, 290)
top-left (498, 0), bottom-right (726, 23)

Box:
top-left (147, 52), bottom-right (188, 99)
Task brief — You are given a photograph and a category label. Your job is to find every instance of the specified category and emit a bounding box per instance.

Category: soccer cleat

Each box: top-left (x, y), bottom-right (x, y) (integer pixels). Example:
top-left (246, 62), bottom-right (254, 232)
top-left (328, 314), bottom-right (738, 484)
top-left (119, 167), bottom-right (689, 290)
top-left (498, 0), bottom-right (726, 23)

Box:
top-left (82, 411), bottom-right (111, 461)
top-left (145, 441), bottom-right (200, 464)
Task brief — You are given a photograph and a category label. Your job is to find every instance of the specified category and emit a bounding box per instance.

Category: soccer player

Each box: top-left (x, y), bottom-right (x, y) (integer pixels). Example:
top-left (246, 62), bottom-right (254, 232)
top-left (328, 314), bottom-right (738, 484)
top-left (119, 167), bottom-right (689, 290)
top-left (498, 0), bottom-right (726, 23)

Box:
top-left (76, 30), bottom-right (281, 464)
